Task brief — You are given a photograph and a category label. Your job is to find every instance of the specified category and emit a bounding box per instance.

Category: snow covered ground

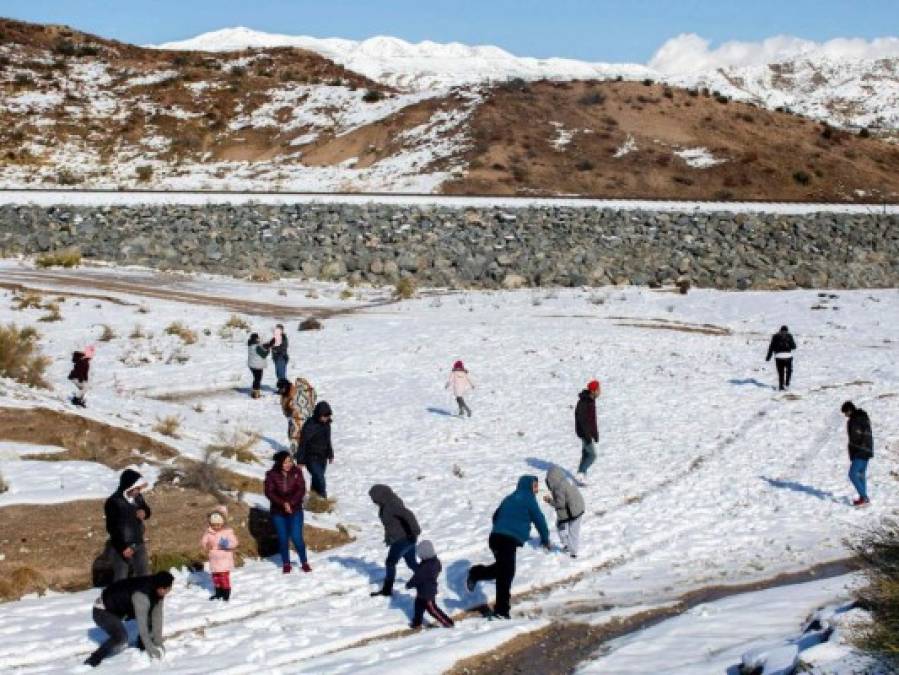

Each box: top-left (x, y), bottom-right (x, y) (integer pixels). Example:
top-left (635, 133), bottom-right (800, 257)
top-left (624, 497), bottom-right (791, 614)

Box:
top-left (0, 260), bottom-right (896, 672)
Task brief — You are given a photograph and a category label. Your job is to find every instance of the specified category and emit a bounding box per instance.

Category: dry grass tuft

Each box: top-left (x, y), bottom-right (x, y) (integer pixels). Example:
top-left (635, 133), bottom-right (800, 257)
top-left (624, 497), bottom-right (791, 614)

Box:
top-left (206, 429), bottom-right (260, 464)
top-left (248, 265), bottom-right (278, 283)
top-left (12, 291), bottom-right (43, 310)
top-left (394, 277), bottom-right (417, 300)
top-left (35, 247), bottom-right (81, 268)
top-left (165, 321), bottom-right (198, 345)
top-left (305, 493), bottom-right (336, 513)
top-left (153, 414), bottom-right (182, 438)
top-left (0, 566), bottom-right (47, 601)
top-left (299, 317), bottom-right (323, 331)
top-left (157, 449), bottom-right (228, 501)
top-left (98, 324), bottom-right (116, 342)
top-left (129, 324), bottom-right (147, 339)
top-left (224, 314), bottom-right (250, 331)
top-left (38, 301), bottom-right (62, 322)
top-left (0, 324), bottom-right (51, 388)
top-left (851, 521), bottom-right (899, 668)
top-left (0, 470), bottom-right (7, 493)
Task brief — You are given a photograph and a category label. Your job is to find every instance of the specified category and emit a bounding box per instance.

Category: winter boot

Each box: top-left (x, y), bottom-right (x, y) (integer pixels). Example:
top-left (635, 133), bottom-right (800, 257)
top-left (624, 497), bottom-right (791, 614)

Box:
top-left (575, 472), bottom-right (588, 486)
top-left (251, 389), bottom-right (261, 399)
top-left (84, 653), bottom-right (101, 668)
top-left (221, 589), bottom-right (231, 602)
top-left (209, 588), bottom-right (222, 601)
top-left (282, 563), bottom-right (292, 574)
top-left (301, 562), bottom-right (312, 573)
top-left (370, 587), bottom-right (392, 597)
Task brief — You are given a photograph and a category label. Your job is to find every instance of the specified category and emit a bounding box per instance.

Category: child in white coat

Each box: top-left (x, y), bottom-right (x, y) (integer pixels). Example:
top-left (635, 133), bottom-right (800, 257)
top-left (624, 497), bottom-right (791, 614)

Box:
top-left (446, 360), bottom-right (474, 417)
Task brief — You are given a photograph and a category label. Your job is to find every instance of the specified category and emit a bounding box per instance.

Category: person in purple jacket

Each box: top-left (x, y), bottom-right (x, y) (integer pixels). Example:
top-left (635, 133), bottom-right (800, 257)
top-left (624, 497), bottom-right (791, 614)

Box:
top-left (405, 540), bottom-right (454, 629)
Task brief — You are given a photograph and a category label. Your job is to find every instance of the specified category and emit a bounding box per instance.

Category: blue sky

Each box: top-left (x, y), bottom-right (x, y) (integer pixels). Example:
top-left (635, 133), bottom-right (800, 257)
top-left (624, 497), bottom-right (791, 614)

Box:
top-left (0, 0), bottom-right (895, 62)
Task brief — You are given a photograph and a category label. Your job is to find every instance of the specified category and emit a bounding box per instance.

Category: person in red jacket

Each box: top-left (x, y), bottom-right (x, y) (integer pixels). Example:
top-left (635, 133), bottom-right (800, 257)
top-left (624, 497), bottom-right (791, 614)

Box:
top-left (263, 451), bottom-right (311, 574)
top-left (574, 380), bottom-right (600, 486)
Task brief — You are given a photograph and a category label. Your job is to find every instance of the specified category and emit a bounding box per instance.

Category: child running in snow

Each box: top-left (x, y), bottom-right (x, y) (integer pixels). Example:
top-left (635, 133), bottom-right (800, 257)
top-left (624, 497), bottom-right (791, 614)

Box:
top-left (544, 466), bottom-right (585, 558)
top-left (446, 360), bottom-right (474, 417)
top-left (68, 345), bottom-right (95, 408)
top-left (200, 505), bottom-right (238, 601)
top-left (406, 540), bottom-right (454, 629)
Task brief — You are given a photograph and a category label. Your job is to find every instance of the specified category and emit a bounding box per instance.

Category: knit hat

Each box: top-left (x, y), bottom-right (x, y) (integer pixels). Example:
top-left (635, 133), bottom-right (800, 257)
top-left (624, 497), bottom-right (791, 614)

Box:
top-left (152, 571), bottom-right (175, 589)
top-left (587, 380), bottom-right (600, 393)
top-left (84, 345), bottom-right (96, 359)
top-left (416, 539), bottom-right (436, 560)
top-left (117, 468), bottom-right (146, 494)
top-left (453, 360), bottom-right (464, 370)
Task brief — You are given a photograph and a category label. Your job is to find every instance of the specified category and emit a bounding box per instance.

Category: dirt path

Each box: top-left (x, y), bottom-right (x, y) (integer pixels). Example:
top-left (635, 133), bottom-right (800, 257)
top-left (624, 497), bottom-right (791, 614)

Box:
top-left (446, 558), bottom-right (858, 675)
top-left (0, 268), bottom-right (400, 319)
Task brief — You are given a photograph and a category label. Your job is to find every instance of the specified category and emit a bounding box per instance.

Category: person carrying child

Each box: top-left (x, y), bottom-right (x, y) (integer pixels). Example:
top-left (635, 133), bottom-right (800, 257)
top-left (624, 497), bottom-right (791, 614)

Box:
top-left (405, 539), bottom-right (454, 629)
top-left (200, 505), bottom-right (238, 601)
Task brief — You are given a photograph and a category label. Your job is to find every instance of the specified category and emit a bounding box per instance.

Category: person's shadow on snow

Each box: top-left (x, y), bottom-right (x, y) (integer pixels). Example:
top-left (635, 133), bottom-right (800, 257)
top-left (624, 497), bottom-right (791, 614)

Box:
top-left (187, 568), bottom-right (215, 594)
top-left (261, 435), bottom-right (290, 453)
top-left (426, 406), bottom-right (455, 417)
top-left (444, 559), bottom-right (488, 610)
top-left (328, 555), bottom-right (387, 586)
top-left (760, 476), bottom-right (841, 502)
top-left (728, 378), bottom-right (772, 389)
top-left (526, 457), bottom-right (576, 482)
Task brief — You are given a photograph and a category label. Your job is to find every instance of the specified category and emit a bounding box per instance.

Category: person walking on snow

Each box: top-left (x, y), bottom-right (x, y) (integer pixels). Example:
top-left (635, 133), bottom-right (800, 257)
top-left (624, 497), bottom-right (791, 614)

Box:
top-left (406, 540), bottom-right (454, 628)
top-left (298, 401), bottom-right (334, 498)
top-left (575, 380), bottom-right (601, 485)
top-left (466, 475), bottom-right (550, 619)
top-left (200, 505), bottom-right (238, 601)
top-left (766, 325), bottom-right (797, 391)
top-left (446, 360), bottom-right (474, 417)
top-left (68, 345), bottom-right (95, 408)
top-left (369, 484), bottom-right (422, 597)
top-left (267, 324), bottom-right (289, 389)
top-left (84, 571), bottom-right (174, 668)
top-left (104, 469), bottom-right (152, 581)
top-left (247, 333), bottom-right (269, 399)
top-left (264, 451), bottom-right (311, 574)
top-left (842, 401), bottom-right (874, 507)
top-left (544, 466), bottom-right (586, 558)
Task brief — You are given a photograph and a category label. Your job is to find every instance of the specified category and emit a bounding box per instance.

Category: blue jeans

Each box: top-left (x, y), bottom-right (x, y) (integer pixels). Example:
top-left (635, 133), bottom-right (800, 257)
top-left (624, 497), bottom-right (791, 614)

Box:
top-left (273, 355), bottom-right (288, 383)
top-left (306, 460), bottom-right (327, 498)
top-left (578, 438), bottom-right (597, 474)
top-left (383, 537), bottom-right (419, 593)
top-left (271, 511), bottom-right (307, 566)
top-left (849, 458), bottom-right (869, 500)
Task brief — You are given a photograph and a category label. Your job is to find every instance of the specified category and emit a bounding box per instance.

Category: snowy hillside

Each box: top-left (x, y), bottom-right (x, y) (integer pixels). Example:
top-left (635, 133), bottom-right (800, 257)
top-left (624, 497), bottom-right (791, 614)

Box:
top-left (0, 261), bottom-right (897, 672)
top-left (156, 28), bottom-right (899, 131)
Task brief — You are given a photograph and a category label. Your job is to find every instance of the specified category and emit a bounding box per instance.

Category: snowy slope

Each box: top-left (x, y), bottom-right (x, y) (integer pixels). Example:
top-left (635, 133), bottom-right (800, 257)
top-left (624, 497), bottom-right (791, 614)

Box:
top-left (0, 262), bottom-right (897, 672)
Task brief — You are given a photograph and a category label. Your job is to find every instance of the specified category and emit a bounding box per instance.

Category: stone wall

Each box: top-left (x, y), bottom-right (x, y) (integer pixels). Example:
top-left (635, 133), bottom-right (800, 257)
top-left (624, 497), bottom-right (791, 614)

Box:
top-left (0, 203), bottom-right (897, 289)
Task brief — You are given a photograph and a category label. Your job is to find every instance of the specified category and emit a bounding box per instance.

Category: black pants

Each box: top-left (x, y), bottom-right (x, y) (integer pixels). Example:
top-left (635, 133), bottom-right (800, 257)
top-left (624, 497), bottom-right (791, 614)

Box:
top-left (250, 368), bottom-right (263, 392)
top-left (89, 607), bottom-right (128, 665)
top-left (775, 358), bottom-right (792, 390)
top-left (412, 596), bottom-right (455, 627)
top-left (469, 532), bottom-right (519, 616)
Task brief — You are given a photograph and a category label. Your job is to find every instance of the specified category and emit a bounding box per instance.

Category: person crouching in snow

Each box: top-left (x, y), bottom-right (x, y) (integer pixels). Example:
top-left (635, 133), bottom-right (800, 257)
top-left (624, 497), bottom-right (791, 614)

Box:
top-left (247, 333), bottom-right (269, 399)
top-left (201, 505), bottom-right (238, 601)
top-left (446, 360), bottom-right (474, 417)
top-left (406, 540), bottom-right (454, 629)
top-left (369, 484), bottom-right (421, 596)
top-left (69, 345), bottom-right (95, 407)
top-left (574, 380), bottom-right (601, 485)
top-left (544, 466), bottom-right (585, 558)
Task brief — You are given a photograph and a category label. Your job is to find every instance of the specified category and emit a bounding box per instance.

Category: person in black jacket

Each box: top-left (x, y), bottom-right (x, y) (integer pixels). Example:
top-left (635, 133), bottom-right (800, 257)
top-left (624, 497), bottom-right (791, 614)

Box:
top-left (765, 326), bottom-right (797, 391)
top-left (85, 572), bottom-right (173, 668)
top-left (68, 345), bottom-right (94, 408)
top-left (574, 380), bottom-right (600, 486)
top-left (842, 401), bottom-right (874, 506)
top-left (406, 540), bottom-right (454, 628)
top-left (104, 469), bottom-right (152, 581)
top-left (298, 401), bottom-right (333, 498)
top-left (369, 484), bottom-right (421, 596)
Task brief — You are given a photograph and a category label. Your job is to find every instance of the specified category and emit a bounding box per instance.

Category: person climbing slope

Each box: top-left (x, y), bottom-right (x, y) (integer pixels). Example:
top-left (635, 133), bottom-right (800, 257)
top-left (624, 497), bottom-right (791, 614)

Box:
top-left (574, 380), bottom-right (601, 485)
top-left (369, 484), bottom-right (421, 597)
top-left (406, 539), bottom-right (454, 628)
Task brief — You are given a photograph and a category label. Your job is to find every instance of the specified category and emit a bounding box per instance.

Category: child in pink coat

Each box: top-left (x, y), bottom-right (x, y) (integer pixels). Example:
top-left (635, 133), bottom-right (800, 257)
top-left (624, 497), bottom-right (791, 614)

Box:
top-left (200, 505), bottom-right (238, 601)
top-left (446, 360), bottom-right (474, 417)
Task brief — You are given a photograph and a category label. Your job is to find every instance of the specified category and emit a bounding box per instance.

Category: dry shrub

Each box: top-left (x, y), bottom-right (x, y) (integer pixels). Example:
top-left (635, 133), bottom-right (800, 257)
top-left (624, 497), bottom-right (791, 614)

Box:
top-left (0, 566), bottom-right (47, 601)
top-left (129, 324), bottom-right (147, 339)
top-left (339, 289), bottom-right (353, 300)
top-left (156, 451), bottom-right (227, 501)
top-left (851, 521), bottom-right (899, 669)
top-left (135, 165), bottom-right (153, 182)
top-left (36, 247), bottom-right (81, 268)
top-left (153, 415), bottom-right (182, 438)
top-left (206, 429), bottom-right (260, 464)
top-left (299, 317), bottom-right (323, 331)
top-left (0, 470), bottom-right (7, 493)
top-left (12, 291), bottom-right (43, 310)
top-left (151, 551), bottom-right (201, 573)
top-left (394, 277), bottom-right (417, 300)
top-left (249, 266), bottom-right (277, 283)
top-left (165, 321), bottom-right (197, 345)
top-left (0, 324), bottom-right (51, 388)
top-left (224, 314), bottom-right (250, 331)
top-left (38, 302), bottom-right (61, 322)
top-left (305, 493), bottom-right (336, 513)
top-left (98, 324), bottom-right (116, 342)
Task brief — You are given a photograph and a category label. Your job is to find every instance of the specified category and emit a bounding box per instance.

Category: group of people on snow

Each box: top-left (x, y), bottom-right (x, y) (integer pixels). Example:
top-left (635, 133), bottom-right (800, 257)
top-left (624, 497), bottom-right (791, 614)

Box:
top-left (79, 317), bottom-right (879, 665)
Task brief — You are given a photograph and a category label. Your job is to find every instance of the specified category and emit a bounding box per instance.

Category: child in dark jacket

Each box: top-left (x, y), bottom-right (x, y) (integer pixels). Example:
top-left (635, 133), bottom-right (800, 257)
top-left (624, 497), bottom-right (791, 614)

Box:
top-left (69, 345), bottom-right (95, 408)
top-left (406, 540), bottom-right (454, 629)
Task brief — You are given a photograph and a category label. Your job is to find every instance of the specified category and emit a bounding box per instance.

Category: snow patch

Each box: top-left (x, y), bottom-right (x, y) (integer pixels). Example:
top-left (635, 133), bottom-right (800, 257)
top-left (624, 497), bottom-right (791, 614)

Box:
top-left (613, 134), bottom-right (637, 158)
top-left (674, 146), bottom-right (727, 168)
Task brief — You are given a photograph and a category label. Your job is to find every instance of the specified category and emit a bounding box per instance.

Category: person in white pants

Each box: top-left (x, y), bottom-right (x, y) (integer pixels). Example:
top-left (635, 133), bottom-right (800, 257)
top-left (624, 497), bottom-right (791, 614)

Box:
top-left (544, 465), bottom-right (586, 558)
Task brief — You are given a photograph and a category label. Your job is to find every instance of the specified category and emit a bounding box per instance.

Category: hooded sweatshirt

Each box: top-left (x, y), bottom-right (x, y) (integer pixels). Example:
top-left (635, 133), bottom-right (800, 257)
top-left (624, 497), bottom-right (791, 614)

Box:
top-left (104, 469), bottom-right (152, 555)
top-left (369, 484), bottom-right (422, 545)
top-left (766, 328), bottom-right (797, 361)
top-left (405, 540), bottom-right (441, 599)
top-left (491, 475), bottom-right (550, 547)
top-left (847, 408), bottom-right (874, 460)
top-left (575, 390), bottom-right (598, 441)
top-left (69, 351), bottom-right (91, 382)
top-left (298, 401), bottom-right (333, 463)
top-left (545, 466), bottom-right (586, 524)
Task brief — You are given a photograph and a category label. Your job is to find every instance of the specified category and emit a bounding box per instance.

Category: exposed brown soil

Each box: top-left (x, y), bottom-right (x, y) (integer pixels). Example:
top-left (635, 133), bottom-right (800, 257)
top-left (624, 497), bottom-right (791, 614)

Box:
top-left (0, 484), bottom-right (351, 601)
top-left (446, 558), bottom-right (859, 675)
top-left (443, 79), bottom-right (899, 201)
top-left (612, 320), bottom-right (732, 336)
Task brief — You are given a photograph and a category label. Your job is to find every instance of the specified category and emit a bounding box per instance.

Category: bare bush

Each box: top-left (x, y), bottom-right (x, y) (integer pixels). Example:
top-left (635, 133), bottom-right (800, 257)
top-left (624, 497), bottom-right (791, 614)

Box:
top-left (129, 324), bottom-right (147, 339)
top-left (12, 291), bottom-right (43, 310)
top-left (36, 247), bottom-right (81, 268)
top-left (394, 277), bottom-right (417, 300)
top-left (850, 521), bottom-right (899, 669)
top-left (0, 323), bottom-right (51, 388)
top-left (153, 415), bottom-right (182, 438)
top-left (165, 321), bottom-right (197, 345)
top-left (98, 324), bottom-right (116, 342)
top-left (299, 317), bottom-right (323, 331)
top-left (158, 450), bottom-right (227, 501)
top-left (0, 470), bottom-right (8, 493)
top-left (206, 429), bottom-right (260, 464)
top-left (38, 302), bottom-right (62, 322)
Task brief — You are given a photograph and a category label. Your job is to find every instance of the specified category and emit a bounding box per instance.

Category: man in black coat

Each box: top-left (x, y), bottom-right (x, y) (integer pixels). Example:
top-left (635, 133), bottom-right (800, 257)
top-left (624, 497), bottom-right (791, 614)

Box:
top-left (368, 484), bottom-right (421, 596)
top-left (574, 380), bottom-right (600, 485)
top-left (766, 325), bottom-right (797, 391)
top-left (842, 401), bottom-right (874, 506)
top-left (298, 401), bottom-right (334, 498)
top-left (85, 572), bottom-right (173, 667)
top-left (104, 469), bottom-right (152, 581)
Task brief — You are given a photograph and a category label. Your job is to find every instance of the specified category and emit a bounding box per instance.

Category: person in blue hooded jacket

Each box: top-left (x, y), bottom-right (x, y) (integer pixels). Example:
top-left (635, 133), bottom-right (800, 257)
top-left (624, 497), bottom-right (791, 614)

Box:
top-left (465, 475), bottom-right (550, 619)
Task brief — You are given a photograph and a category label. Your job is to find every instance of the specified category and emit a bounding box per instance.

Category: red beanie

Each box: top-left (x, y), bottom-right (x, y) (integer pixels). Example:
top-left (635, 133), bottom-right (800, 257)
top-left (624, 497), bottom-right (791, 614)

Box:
top-left (453, 360), bottom-right (464, 370)
top-left (587, 380), bottom-right (600, 392)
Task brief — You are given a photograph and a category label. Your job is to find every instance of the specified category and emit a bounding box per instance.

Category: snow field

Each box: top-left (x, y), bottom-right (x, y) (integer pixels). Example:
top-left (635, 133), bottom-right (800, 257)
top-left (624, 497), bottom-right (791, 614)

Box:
top-left (0, 263), bottom-right (896, 672)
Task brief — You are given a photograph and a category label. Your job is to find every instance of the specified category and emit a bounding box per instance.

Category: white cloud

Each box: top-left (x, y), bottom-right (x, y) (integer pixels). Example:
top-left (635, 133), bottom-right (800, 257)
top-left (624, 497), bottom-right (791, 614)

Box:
top-left (649, 33), bottom-right (899, 74)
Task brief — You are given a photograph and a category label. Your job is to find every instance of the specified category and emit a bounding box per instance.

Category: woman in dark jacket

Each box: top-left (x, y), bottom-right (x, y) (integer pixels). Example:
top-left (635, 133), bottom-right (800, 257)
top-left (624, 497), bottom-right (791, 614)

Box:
top-left (264, 451), bottom-right (311, 574)
top-left (69, 345), bottom-right (94, 407)
top-left (368, 484), bottom-right (421, 596)
top-left (298, 401), bottom-right (334, 498)
top-left (104, 469), bottom-right (152, 581)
